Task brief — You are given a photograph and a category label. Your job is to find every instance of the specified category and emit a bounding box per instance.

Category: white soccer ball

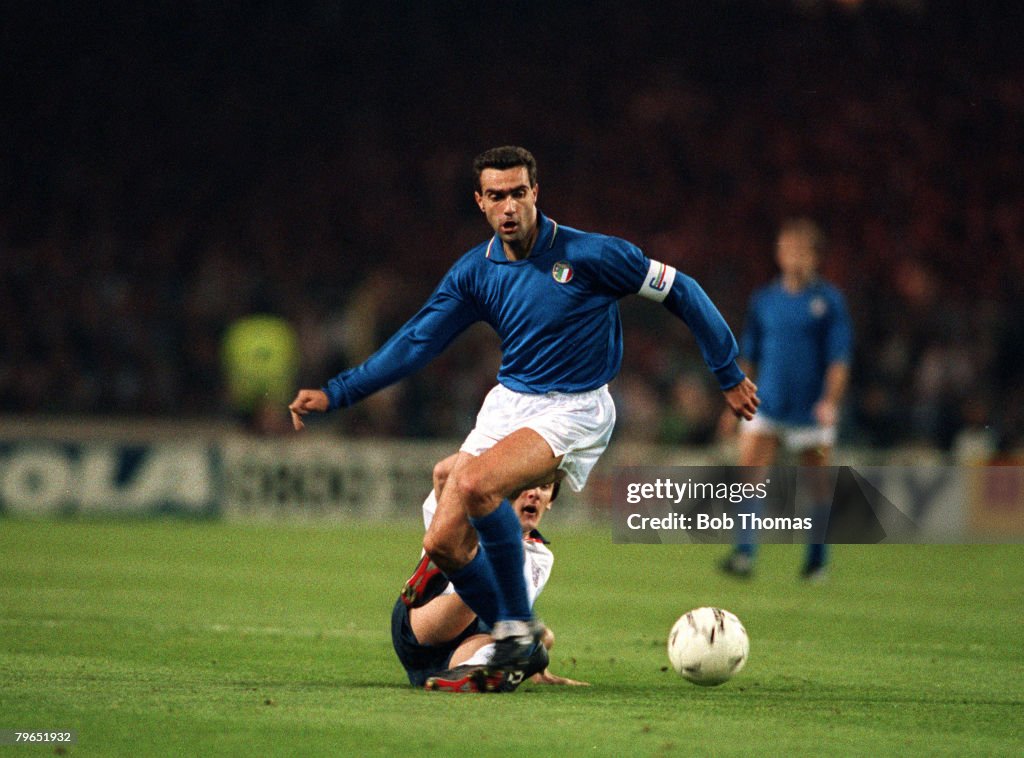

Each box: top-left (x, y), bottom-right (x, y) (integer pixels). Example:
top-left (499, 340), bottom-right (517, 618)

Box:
top-left (668, 607), bottom-right (749, 686)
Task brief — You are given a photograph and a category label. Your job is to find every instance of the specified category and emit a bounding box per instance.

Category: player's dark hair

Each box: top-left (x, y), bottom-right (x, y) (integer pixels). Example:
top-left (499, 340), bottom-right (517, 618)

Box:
top-left (512, 479), bottom-right (560, 502)
top-left (473, 146), bottom-right (538, 191)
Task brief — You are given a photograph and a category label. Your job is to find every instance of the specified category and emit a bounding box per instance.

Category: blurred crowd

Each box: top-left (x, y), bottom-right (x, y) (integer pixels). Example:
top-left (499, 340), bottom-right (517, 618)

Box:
top-left (2, 2), bottom-right (1021, 454)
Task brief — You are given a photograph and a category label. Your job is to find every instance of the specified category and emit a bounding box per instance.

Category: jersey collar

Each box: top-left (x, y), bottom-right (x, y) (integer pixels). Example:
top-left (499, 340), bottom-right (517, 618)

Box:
top-left (526, 528), bottom-right (550, 545)
top-left (484, 211), bottom-right (558, 263)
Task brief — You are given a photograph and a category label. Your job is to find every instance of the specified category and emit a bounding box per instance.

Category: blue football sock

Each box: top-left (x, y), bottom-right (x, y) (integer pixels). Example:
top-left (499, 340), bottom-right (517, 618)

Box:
top-left (805, 501), bottom-right (829, 567)
top-left (472, 499), bottom-right (531, 622)
top-left (446, 548), bottom-right (500, 627)
top-left (806, 541), bottom-right (828, 568)
top-left (735, 542), bottom-right (757, 558)
top-left (735, 497), bottom-right (760, 558)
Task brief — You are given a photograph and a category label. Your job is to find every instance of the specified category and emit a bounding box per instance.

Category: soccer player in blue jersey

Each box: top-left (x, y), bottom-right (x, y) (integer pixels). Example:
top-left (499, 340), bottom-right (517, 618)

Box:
top-left (720, 218), bottom-right (853, 580)
top-left (289, 146), bottom-right (759, 690)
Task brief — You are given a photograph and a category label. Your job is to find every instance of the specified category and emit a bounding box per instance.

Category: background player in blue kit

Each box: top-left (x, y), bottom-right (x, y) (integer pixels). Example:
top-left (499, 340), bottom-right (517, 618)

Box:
top-left (720, 218), bottom-right (853, 580)
top-left (290, 146), bottom-right (759, 689)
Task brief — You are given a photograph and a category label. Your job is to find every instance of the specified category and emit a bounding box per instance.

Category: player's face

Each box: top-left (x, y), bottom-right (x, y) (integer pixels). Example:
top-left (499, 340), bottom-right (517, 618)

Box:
top-left (775, 229), bottom-right (818, 282)
top-left (475, 166), bottom-right (539, 253)
top-left (512, 482), bottom-right (554, 533)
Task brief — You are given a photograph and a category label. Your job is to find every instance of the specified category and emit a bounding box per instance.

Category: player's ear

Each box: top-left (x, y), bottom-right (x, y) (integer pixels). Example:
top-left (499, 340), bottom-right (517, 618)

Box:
top-left (474, 191), bottom-right (485, 212)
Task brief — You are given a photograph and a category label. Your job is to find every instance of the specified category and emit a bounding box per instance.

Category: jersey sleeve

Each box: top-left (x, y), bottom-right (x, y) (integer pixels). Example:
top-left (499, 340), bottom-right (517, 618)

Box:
top-left (740, 292), bottom-right (764, 366)
top-left (663, 273), bottom-right (745, 389)
top-left (825, 287), bottom-right (854, 366)
top-left (592, 237), bottom-right (659, 295)
top-left (595, 239), bottom-right (745, 390)
top-left (322, 270), bottom-right (481, 409)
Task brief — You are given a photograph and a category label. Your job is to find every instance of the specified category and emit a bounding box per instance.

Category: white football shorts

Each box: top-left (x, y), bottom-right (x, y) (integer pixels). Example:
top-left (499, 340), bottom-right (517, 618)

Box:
top-left (741, 413), bottom-right (835, 451)
top-left (460, 384), bottom-right (616, 492)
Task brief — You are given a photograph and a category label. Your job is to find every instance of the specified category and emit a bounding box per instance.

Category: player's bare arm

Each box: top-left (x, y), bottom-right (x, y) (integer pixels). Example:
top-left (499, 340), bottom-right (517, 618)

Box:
top-left (813, 362), bottom-right (850, 428)
top-left (530, 669), bottom-right (590, 686)
top-left (529, 624), bottom-right (589, 686)
top-left (288, 388), bottom-right (329, 431)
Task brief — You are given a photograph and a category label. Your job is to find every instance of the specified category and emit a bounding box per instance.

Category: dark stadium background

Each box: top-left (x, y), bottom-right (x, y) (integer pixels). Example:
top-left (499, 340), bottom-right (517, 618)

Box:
top-left (2, 0), bottom-right (1022, 457)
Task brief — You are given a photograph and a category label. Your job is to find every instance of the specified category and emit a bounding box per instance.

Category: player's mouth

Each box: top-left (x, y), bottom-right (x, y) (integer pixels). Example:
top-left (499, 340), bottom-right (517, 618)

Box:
top-left (500, 220), bottom-right (518, 234)
top-left (521, 504), bottom-right (538, 516)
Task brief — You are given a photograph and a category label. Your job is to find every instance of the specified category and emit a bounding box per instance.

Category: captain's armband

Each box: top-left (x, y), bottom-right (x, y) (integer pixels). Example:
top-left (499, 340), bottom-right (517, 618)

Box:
top-left (637, 260), bottom-right (677, 302)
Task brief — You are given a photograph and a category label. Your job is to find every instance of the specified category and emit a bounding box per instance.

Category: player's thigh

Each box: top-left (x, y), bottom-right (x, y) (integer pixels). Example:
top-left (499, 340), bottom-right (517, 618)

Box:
top-left (798, 445), bottom-right (832, 467)
top-left (738, 430), bottom-right (779, 467)
top-left (798, 445), bottom-right (835, 501)
top-left (410, 594), bottom-right (478, 647)
top-left (458, 426), bottom-right (564, 503)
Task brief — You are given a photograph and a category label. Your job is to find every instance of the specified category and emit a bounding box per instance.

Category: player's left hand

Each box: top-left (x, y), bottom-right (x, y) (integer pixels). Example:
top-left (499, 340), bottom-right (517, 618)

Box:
top-left (723, 378), bottom-right (759, 421)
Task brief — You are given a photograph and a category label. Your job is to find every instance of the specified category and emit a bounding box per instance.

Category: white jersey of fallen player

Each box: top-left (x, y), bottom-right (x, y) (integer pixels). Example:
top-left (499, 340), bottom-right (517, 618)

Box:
top-left (421, 490), bottom-right (554, 608)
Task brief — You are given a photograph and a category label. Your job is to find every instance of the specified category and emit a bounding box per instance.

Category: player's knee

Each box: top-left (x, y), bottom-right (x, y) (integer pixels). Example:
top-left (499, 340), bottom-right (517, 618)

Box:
top-left (422, 531), bottom-right (449, 564)
top-left (452, 473), bottom-right (507, 520)
top-left (423, 531), bottom-right (467, 570)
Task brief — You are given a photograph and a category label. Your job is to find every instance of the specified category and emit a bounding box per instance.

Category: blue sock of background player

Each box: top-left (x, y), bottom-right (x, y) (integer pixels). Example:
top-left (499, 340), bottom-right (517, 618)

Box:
top-left (805, 542), bottom-right (827, 569)
top-left (735, 500), bottom-right (829, 571)
top-left (735, 496), bottom-right (760, 559)
top-left (804, 500), bottom-right (830, 571)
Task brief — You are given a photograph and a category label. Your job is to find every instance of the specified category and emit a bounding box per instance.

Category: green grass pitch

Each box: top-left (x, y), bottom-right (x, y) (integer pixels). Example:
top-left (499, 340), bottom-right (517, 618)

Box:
top-left (1, 519), bottom-right (1022, 756)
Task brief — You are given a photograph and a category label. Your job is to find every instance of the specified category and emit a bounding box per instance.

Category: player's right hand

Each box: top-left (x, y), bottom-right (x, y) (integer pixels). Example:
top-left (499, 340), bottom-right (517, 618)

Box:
top-left (288, 389), bottom-right (329, 431)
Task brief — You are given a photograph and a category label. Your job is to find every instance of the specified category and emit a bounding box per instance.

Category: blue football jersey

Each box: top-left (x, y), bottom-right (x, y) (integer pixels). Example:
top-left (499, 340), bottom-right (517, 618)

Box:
top-left (324, 213), bottom-right (744, 409)
top-left (741, 279), bottom-right (853, 425)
